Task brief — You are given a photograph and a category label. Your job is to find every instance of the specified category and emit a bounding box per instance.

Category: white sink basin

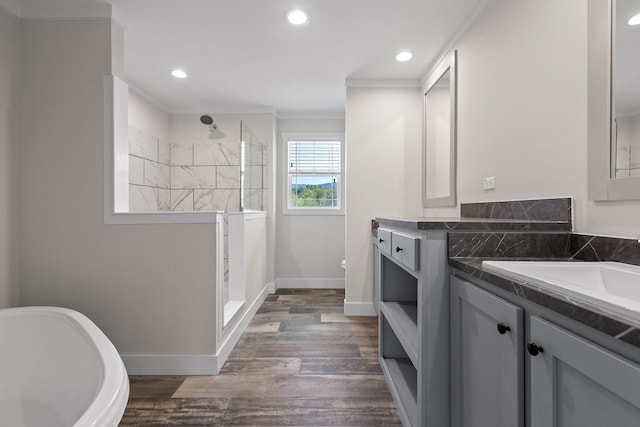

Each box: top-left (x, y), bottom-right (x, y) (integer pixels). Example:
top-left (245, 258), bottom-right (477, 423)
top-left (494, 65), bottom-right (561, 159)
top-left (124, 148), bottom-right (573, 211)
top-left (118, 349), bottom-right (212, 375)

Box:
top-left (482, 261), bottom-right (640, 324)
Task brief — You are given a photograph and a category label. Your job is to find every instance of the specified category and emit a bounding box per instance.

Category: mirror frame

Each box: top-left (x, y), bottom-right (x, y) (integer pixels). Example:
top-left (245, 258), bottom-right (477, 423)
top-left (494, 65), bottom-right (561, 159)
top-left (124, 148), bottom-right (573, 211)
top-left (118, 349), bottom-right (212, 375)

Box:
top-left (422, 50), bottom-right (457, 207)
top-left (588, 0), bottom-right (640, 201)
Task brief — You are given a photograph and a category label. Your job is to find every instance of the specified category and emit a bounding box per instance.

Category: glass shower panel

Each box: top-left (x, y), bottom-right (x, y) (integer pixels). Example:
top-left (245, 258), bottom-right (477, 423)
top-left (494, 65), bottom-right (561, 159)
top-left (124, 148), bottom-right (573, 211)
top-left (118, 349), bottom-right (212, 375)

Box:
top-left (240, 121), bottom-right (266, 211)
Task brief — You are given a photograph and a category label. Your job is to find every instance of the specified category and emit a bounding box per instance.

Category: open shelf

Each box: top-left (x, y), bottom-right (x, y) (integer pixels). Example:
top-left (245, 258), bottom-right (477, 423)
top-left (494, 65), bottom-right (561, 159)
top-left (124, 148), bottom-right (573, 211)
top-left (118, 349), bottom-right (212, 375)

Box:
top-left (380, 301), bottom-right (418, 365)
top-left (382, 255), bottom-right (418, 302)
top-left (380, 357), bottom-right (418, 427)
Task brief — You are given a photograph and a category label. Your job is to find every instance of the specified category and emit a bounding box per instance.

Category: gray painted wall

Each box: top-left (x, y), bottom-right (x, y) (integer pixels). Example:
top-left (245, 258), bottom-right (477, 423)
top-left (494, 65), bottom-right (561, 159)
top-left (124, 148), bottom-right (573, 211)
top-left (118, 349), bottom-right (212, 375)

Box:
top-left (18, 18), bottom-right (220, 360)
top-left (276, 118), bottom-right (346, 281)
top-left (0, 7), bottom-right (21, 308)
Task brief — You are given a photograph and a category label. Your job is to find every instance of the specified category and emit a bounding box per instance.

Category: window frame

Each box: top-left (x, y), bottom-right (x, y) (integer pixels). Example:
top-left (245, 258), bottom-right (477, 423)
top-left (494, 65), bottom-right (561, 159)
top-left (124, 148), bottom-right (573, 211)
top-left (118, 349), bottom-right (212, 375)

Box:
top-left (281, 132), bottom-right (345, 216)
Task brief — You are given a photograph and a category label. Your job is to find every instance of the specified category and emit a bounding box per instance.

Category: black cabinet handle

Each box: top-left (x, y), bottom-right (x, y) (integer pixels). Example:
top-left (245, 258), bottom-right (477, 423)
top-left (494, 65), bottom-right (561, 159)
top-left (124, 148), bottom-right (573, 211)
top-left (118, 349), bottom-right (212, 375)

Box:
top-left (497, 323), bottom-right (511, 335)
top-left (396, 246), bottom-right (403, 253)
top-left (527, 341), bottom-right (544, 356)
top-left (379, 238), bottom-right (384, 243)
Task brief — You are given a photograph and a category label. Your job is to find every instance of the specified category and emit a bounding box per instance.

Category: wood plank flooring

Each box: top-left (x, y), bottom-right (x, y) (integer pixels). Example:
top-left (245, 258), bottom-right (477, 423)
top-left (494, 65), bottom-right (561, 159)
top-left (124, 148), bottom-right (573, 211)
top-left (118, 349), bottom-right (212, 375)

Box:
top-left (119, 289), bottom-right (402, 427)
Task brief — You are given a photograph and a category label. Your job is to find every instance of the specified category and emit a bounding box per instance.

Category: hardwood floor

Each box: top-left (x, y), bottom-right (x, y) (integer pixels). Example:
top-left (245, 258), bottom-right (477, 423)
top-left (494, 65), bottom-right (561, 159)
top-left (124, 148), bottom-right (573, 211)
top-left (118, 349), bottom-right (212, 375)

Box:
top-left (119, 289), bottom-right (402, 427)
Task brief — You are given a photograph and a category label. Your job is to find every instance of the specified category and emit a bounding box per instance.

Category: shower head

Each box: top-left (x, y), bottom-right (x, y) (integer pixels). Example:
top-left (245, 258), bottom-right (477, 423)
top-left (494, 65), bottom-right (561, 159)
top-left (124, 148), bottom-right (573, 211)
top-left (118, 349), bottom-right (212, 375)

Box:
top-left (200, 115), bottom-right (214, 125)
top-left (199, 114), bottom-right (225, 140)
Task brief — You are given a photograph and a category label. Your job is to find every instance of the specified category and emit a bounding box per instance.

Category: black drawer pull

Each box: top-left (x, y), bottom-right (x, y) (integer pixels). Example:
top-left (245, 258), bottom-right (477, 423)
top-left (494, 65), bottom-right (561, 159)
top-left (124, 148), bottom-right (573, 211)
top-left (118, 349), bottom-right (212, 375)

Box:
top-left (396, 246), bottom-right (403, 253)
top-left (379, 238), bottom-right (384, 243)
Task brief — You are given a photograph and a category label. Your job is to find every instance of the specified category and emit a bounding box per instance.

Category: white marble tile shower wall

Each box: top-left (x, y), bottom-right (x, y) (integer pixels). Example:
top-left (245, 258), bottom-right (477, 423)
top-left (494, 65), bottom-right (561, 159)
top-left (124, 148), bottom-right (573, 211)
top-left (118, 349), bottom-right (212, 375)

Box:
top-left (129, 126), bottom-right (171, 212)
top-left (128, 127), bottom-right (267, 213)
top-left (615, 115), bottom-right (640, 178)
top-left (170, 142), bottom-right (252, 212)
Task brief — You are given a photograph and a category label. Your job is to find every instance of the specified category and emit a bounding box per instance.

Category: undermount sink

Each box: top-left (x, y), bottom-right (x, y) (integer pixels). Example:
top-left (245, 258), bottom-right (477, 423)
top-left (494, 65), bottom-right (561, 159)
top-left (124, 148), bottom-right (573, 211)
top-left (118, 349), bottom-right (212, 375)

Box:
top-left (481, 261), bottom-right (640, 324)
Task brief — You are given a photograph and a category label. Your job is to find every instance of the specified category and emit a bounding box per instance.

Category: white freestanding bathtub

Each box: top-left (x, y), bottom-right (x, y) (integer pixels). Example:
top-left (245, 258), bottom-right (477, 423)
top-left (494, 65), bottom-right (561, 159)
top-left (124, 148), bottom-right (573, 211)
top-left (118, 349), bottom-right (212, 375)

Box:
top-left (0, 307), bottom-right (129, 427)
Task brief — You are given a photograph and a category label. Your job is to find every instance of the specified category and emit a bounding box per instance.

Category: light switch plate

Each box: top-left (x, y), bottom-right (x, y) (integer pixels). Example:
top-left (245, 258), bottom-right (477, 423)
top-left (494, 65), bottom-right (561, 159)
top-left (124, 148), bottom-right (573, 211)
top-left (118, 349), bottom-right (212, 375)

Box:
top-left (483, 176), bottom-right (496, 191)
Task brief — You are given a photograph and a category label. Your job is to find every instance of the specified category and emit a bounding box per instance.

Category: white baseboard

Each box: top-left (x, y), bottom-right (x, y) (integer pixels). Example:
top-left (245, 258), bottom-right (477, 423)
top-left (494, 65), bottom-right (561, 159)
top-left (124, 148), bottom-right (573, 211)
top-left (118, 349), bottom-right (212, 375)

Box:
top-left (275, 278), bottom-right (345, 289)
top-left (121, 281), bottom-right (274, 375)
top-left (343, 300), bottom-right (376, 316)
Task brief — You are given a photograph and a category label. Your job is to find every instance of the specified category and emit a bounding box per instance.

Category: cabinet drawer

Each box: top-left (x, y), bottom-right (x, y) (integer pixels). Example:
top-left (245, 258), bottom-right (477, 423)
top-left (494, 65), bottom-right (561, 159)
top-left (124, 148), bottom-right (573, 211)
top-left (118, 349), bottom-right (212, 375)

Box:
top-left (377, 228), bottom-right (392, 256)
top-left (391, 232), bottom-right (420, 271)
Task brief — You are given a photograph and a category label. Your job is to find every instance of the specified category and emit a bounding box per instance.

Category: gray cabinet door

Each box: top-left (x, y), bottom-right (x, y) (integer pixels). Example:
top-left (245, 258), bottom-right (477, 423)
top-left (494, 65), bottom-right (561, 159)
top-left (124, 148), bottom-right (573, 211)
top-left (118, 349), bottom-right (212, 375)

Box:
top-left (530, 316), bottom-right (640, 427)
top-left (450, 276), bottom-right (524, 427)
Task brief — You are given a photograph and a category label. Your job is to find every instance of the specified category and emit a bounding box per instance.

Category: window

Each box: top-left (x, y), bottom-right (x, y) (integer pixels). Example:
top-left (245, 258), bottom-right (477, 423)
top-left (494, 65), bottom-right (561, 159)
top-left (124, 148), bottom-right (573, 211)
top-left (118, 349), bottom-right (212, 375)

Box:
top-left (282, 133), bottom-right (345, 215)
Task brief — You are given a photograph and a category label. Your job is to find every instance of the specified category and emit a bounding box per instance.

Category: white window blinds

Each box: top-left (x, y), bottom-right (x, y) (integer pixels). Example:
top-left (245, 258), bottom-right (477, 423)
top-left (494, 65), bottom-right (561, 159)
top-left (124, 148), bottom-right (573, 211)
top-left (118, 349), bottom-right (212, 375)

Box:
top-left (288, 140), bottom-right (341, 174)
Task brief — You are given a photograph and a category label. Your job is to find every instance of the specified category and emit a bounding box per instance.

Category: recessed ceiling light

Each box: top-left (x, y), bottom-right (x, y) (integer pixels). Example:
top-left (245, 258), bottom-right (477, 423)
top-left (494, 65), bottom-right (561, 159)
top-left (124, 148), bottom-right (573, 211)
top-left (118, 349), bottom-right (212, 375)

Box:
top-left (286, 9), bottom-right (309, 26)
top-left (395, 51), bottom-right (413, 62)
top-left (629, 13), bottom-right (640, 26)
top-left (171, 69), bottom-right (188, 79)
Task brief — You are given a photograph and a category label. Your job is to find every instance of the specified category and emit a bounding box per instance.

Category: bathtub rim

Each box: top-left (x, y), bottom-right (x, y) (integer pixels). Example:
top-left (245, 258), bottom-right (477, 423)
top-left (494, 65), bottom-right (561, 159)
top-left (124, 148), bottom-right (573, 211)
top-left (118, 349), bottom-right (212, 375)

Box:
top-left (0, 306), bottom-right (129, 427)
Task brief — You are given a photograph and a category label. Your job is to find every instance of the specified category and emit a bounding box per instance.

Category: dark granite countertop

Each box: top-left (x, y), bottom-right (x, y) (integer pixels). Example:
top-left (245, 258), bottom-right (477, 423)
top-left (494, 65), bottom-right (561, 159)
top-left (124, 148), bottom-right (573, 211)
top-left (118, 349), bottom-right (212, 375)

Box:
top-left (376, 216), bottom-right (572, 231)
top-left (449, 257), bottom-right (640, 350)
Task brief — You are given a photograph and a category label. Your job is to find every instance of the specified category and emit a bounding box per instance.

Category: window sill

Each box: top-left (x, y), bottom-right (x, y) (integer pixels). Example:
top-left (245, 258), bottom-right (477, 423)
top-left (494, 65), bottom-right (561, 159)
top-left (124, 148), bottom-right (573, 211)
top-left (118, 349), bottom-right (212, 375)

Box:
top-left (282, 209), bottom-right (345, 216)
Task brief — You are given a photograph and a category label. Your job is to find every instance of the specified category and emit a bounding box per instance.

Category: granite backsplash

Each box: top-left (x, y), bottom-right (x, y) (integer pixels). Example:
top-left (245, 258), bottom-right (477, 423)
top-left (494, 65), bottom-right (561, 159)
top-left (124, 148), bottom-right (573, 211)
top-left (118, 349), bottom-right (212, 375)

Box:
top-left (460, 197), bottom-right (572, 223)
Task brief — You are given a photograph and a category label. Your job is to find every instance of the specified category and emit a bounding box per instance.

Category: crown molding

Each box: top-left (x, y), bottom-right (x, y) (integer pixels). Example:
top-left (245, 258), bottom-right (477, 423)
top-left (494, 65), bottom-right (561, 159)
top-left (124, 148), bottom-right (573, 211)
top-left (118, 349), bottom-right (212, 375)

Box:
top-left (345, 79), bottom-right (421, 88)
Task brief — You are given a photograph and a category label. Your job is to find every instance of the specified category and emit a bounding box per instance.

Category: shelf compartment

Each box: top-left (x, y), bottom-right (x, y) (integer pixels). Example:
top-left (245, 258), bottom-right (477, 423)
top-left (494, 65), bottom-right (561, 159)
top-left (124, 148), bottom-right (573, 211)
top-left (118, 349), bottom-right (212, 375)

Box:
top-left (380, 301), bottom-right (418, 366)
top-left (380, 357), bottom-right (418, 427)
top-left (382, 255), bottom-right (418, 301)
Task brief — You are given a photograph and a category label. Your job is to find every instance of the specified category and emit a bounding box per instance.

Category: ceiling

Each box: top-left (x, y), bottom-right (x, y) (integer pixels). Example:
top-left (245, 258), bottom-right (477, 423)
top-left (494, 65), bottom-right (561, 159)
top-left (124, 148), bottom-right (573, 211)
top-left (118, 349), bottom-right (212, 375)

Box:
top-left (2, 0), bottom-right (487, 115)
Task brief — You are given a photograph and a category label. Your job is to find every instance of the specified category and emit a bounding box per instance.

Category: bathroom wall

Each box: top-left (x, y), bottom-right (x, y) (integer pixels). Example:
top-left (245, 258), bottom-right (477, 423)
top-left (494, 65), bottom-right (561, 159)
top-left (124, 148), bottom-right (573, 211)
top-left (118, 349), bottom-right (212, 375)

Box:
top-left (345, 87), bottom-right (422, 312)
top-left (276, 117), bottom-right (346, 285)
top-left (0, 6), bottom-right (21, 308)
top-left (128, 89), bottom-right (171, 211)
top-left (422, 0), bottom-right (640, 237)
top-left (19, 18), bottom-right (221, 365)
top-left (423, 0), bottom-right (588, 228)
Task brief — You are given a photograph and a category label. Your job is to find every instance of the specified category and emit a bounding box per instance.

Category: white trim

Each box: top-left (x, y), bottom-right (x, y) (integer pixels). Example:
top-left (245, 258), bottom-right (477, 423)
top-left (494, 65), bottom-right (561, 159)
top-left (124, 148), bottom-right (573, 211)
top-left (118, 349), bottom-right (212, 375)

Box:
top-left (277, 112), bottom-right (345, 120)
top-left (281, 132), bottom-right (345, 216)
top-left (343, 300), bottom-right (377, 316)
top-left (345, 79), bottom-right (421, 88)
top-left (20, 3), bottom-right (112, 19)
top-left (228, 210), bottom-right (268, 221)
top-left (422, 50), bottom-right (457, 208)
top-left (103, 75), bottom-right (129, 219)
top-left (275, 278), bottom-right (345, 289)
top-left (106, 211), bottom-right (224, 224)
top-left (122, 281), bottom-right (275, 375)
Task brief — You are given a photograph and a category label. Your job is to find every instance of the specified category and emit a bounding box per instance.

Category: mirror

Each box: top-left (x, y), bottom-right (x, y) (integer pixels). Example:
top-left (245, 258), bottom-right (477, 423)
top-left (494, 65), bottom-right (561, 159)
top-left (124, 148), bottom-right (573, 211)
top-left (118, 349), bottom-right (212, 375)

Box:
top-left (423, 51), bottom-right (457, 207)
top-left (613, 0), bottom-right (640, 179)
top-left (588, 0), bottom-right (640, 200)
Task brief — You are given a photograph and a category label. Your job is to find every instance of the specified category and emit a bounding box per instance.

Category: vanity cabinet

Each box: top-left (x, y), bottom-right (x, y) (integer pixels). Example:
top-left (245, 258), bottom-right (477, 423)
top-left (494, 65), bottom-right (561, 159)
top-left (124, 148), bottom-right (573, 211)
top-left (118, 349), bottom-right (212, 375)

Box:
top-left (451, 275), bottom-right (640, 427)
top-left (376, 226), bottom-right (449, 427)
top-left (450, 276), bottom-right (524, 427)
top-left (529, 317), bottom-right (640, 427)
